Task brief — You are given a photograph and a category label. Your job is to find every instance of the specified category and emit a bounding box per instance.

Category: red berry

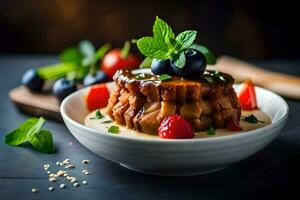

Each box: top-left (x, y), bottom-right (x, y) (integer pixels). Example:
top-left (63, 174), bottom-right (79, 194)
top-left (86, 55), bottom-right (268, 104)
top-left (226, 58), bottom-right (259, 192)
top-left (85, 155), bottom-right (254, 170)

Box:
top-left (158, 114), bottom-right (194, 139)
top-left (227, 118), bottom-right (243, 131)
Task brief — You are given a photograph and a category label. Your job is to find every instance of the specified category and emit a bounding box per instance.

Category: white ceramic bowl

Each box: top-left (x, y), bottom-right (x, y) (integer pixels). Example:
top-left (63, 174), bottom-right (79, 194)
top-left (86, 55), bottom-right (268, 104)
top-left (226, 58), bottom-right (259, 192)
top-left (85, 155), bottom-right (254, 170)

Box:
top-left (61, 85), bottom-right (288, 176)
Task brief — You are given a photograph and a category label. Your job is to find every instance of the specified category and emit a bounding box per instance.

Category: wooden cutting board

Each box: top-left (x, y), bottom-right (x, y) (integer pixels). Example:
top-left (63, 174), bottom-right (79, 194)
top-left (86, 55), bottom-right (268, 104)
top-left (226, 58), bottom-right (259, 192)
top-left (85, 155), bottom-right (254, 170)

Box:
top-left (9, 56), bottom-right (300, 121)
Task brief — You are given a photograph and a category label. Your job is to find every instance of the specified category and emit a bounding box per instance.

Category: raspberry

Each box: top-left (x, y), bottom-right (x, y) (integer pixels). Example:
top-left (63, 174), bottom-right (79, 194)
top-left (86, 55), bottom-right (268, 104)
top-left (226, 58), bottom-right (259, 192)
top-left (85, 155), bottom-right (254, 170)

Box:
top-left (158, 114), bottom-right (194, 139)
top-left (227, 117), bottom-right (243, 131)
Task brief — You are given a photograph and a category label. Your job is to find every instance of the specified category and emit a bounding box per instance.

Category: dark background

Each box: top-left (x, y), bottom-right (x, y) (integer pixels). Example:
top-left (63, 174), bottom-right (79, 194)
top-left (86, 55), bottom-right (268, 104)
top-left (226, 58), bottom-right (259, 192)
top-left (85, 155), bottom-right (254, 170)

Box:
top-left (0, 0), bottom-right (299, 59)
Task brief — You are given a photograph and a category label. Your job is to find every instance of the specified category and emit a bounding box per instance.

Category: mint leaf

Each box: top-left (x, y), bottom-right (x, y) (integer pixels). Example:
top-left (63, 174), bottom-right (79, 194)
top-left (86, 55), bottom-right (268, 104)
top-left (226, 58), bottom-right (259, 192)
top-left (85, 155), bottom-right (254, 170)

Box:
top-left (29, 130), bottom-right (54, 153)
top-left (108, 126), bottom-right (119, 134)
top-left (26, 117), bottom-right (45, 139)
top-left (173, 51), bottom-right (186, 68)
top-left (158, 74), bottom-right (172, 81)
top-left (5, 118), bottom-right (39, 145)
top-left (59, 47), bottom-right (83, 65)
top-left (190, 44), bottom-right (216, 65)
top-left (137, 37), bottom-right (169, 59)
top-left (153, 16), bottom-right (175, 48)
top-left (4, 117), bottom-right (54, 154)
top-left (175, 30), bottom-right (197, 50)
top-left (139, 57), bottom-right (153, 68)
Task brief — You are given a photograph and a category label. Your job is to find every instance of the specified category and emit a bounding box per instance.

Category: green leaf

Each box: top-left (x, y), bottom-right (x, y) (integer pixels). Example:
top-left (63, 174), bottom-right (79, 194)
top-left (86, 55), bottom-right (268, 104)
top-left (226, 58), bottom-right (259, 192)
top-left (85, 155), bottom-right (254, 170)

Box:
top-left (158, 74), bottom-right (172, 81)
top-left (244, 114), bottom-right (264, 124)
top-left (206, 127), bottom-right (215, 135)
top-left (137, 37), bottom-right (169, 59)
top-left (79, 40), bottom-right (95, 58)
top-left (108, 126), bottom-right (119, 134)
top-left (121, 41), bottom-right (131, 58)
top-left (26, 117), bottom-right (45, 140)
top-left (29, 130), bottom-right (54, 153)
top-left (81, 56), bottom-right (94, 67)
top-left (4, 118), bottom-right (39, 145)
top-left (153, 16), bottom-right (175, 48)
top-left (173, 51), bottom-right (186, 68)
top-left (95, 43), bottom-right (111, 60)
top-left (190, 44), bottom-right (216, 65)
top-left (90, 110), bottom-right (104, 120)
top-left (59, 47), bottom-right (83, 65)
top-left (175, 30), bottom-right (197, 50)
top-left (4, 117), bottom-right (54, 154)
top-left (139, 57), bottom-right (153, 68)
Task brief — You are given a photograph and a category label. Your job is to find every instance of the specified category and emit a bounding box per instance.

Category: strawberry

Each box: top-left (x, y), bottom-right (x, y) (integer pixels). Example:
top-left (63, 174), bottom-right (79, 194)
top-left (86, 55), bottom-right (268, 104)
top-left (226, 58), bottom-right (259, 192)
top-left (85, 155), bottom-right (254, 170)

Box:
top-left (158, 114), bottom-right (194, 139)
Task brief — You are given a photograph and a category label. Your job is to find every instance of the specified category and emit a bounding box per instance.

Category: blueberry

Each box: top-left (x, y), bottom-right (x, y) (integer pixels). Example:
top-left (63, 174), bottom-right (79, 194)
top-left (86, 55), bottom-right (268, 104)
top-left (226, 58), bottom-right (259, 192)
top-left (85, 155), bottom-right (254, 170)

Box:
top-left (171, 48), bottom-right (207, 79)
top-left (21, 69), bottom-right (44, 92)
top-left (83, 71), bottom-right (108, 87)
top-left (52, 78), bottom-right (77, 102)
top-left (151, 59), bottom-right (175, 75)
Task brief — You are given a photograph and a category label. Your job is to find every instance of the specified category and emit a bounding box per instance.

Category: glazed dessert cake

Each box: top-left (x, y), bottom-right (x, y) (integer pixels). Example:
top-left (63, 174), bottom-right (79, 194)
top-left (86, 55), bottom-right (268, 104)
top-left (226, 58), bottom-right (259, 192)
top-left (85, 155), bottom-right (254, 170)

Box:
top-left (106, 69), bottom-right (241, 135)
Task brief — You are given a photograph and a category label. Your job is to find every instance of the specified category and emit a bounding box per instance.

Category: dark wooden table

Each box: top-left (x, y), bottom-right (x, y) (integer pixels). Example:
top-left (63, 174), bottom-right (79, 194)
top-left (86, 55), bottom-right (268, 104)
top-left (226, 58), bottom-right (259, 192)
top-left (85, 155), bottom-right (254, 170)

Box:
top-left (0, 55), bottom-right (300, 200)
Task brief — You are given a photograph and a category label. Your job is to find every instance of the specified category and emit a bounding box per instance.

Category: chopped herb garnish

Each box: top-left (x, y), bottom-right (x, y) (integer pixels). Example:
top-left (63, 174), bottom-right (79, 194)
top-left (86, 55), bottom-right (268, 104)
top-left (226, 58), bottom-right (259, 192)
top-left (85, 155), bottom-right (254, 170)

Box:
top-left (108, 125), bottom-right (119, 134)
top-left (102, 120), bottom-right (113, 124)
top-left (244, 114), bottom-right (264, 124)
top-left (206, 127), bottom-right (215, 135)
top-left (158, 74), bottom-right (172, 81)
top-left (135, 73), bottom-right (146, 80)
top-left (211, 70), bottom-right (225, 82)
top-left (90, 109), bottom-right (103, 120)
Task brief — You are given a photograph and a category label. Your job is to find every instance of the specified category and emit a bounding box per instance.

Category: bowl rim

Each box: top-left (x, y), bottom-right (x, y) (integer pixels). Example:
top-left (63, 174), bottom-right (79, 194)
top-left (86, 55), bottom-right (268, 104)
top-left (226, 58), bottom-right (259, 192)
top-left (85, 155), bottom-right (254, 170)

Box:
top-left (61, 85), bottom-right (289, 144)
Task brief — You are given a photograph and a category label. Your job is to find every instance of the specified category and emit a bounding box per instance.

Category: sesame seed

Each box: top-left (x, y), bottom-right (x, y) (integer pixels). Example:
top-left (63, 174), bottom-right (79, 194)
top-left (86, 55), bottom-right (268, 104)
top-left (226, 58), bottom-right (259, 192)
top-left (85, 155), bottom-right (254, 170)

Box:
top-left (59, 162), bottom-right (64, 166)
top-left (70, 178), bottom-right (77, 183)
top-left (67, 164), bottom-right (75, 169)
top-left (82, 160), bottom-right (90, 164)
top-left (84, 171), bottom-right (90, 175)
top-left (82, 180), bottom-right (87, 185)
top-left (31, 188), bottom-right (38, 193)
top-left (47, 171), bottom-right (51, 174)
top-left (49, 177), bottom-right (56, 182)
top-left (60, 184), bottom-right (66, 189)
top-left (56, 161), bottom-right (60, 166)
top-left (73, 183), bottom-right (79, 187)
top-left (82, 170), bottom-right (87, 173)
top-left (63, 173), bottom-right (68, 177)
top-left (48, 187), bottom-right (54, 191)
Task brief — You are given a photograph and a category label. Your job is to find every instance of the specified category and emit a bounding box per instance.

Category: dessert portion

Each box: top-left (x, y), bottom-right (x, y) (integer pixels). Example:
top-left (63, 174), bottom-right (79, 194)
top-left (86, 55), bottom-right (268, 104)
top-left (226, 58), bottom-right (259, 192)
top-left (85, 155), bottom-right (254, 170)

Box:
top-left (106, 69), bottom-right (241, 134)
top-left (84, 16), bottom-right (268, 139)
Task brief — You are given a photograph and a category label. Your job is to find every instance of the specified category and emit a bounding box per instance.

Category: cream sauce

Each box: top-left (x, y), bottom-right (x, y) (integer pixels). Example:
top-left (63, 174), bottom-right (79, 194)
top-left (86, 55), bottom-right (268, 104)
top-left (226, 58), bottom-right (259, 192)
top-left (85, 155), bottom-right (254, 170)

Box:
top-left (84, 108), bottom-right (271, 140)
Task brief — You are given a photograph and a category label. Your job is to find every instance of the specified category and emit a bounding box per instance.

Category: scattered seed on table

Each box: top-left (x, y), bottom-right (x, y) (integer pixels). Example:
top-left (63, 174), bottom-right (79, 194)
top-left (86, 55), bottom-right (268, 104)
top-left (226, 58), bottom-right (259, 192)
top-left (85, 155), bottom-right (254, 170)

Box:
top-left (48, 187), bottom-right (54, 191)
top-left (47, 171), bottom-right (51, 174)
top-left (49, 177), bottom-right (56, 182)
top-left (84, 171), bottom-right (90, 175)
top-left (56, 161), bottom-right (60, 166)
top-left (82, 160), bottom-right (90, 164)
top-left (73, 183), bottom-right (79, 187)
top-left (82, 170), bottom-right (87, 173)
top-left (60, 184), bottom-right (66, 189)
top-left (82, 180), bottom-right (87, 185)
top-left (31, 188), bottom-right (38, 193)
top-left (70, 178), bottom-right (77, 183)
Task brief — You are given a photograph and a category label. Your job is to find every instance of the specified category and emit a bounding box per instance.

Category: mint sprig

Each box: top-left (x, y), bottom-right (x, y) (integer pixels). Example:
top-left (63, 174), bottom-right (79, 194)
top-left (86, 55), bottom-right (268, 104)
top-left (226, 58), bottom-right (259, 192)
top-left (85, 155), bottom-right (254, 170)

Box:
top-left (4, 117), bottom-right (54, 153)
top-left (137, 16), bottom-right (214, 68)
